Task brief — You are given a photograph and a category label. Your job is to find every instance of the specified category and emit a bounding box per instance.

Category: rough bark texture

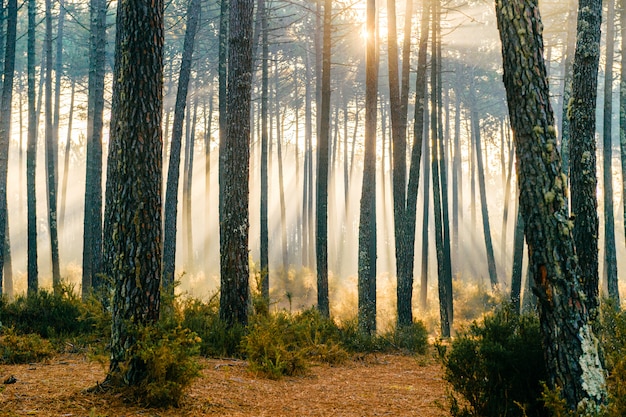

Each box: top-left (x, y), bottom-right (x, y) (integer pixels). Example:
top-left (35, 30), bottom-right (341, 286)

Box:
top-left (82, 0), bottom-right (106, 297)
top-left (104, 0), bottom-right (164, 385)
top-left (495, 0), bottom-right (607, 410)
top-left (358, 0), bottom-right (377, 335)
top-left (219, 0), bottom-right (254, 326)
top-left (259, 0), bottom-right (269, 301)
top-left (569, 0), bottom-right (602, 319)
top-left (0, 0), bottom-right (16, 295)
top-left (26, 0), bottom-right (38, 295)
top-left (510, 205), bottom-right (524, 312)
top-left (162, 0), bottom-right (201, 293)
top-left (316, 0), bottom-right (331, 318)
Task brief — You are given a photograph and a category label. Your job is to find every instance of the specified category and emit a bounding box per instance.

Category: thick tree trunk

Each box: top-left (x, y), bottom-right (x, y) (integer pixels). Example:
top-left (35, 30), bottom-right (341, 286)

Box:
top-left (358, 0), bottom-right (377, 334)
top-left (219, 0), bottom-right (254, 326)
top-left (162, 0), bottom-right (201, 293)
top-left (496, 0), bottom-right (607, 409)
top-left (82, 0), bottom-right (106, 296)
top-left (104, 0), bottom-right (164, 384)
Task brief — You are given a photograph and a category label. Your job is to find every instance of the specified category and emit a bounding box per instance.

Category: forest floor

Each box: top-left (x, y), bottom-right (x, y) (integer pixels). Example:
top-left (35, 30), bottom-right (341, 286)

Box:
top-left (0, 352), bottom-right (450, 416)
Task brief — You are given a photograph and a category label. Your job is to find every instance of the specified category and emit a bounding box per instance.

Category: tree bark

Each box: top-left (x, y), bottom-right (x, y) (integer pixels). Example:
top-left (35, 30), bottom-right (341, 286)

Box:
top-left (26, 0), bottom-right (38, 295)
top-left (316, 0), bottom-right (331, 318)
top-left (0, 0), bottom-right (16, 295)
top-left (219, 0), bottom-right (254, 326)
top-left (358, 0), bottom-right (377, 335)
top-left (82, 0), bottom-right (106, 297)
top-left (602, 0), bottom-right (619, 303)
top-left (259, 0), bottom-right (269, 300)
top-left (495, 0), bottom-right (607, 409)
top-left (104, 0), bottom-right (164, 384)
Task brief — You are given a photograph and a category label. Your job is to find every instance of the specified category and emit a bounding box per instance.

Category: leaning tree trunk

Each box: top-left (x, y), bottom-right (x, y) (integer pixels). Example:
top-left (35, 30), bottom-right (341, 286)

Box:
top-left (495, 0), bottom-right (607, 410)
top-left (162, 0), bottom-right (201, 293)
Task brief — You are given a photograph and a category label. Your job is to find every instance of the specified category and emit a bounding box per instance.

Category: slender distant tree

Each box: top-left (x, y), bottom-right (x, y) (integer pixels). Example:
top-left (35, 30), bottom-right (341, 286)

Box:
top-left (27, 0), bottom-right (38, 295)
top-left (602, 1), bottom-right (619, 303)
top-left (559, 0), bottom-right (577, 175)
top-left (0, 0), bottom-right (16, 295)
top-left (621, 0), bottom-right (626, 271)
top-left (569, 0), bottom-right (602, 319)
top-left (219, 0), bottom-right (254, 326)
top-left (104, 0), bottom-right (164, 385)
top-left (162, 0), bottom-right (201, 294)
top-left (82, 0), bottom-right (107, 297)
top-left (358, 0), bottom-right (378, 335)
top-left (316, 0), bottom-right (331, 318)
top-left (45, 0), bottom-right (61, 291)
top-left (496, 0), bottom-right (607, 410)
top-left (259, 0), bottom-right (269, 301)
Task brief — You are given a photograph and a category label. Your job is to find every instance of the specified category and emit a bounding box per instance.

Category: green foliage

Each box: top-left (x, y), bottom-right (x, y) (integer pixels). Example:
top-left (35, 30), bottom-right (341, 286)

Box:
top-left (181, 295), bottom-right (245, 358)
top-left (116, 322), bottom-right (201, 408)
top-left (338, 318), bottom-right (429, 355)
top-left (242, 308), bottom-right (348, 379)
top-left (599, 301), bottom-right (626, 417)
top-left (0, 285), bottom-right (95, 338)
top-left (439, 305), bottom-right (547, 417)
top-left (0, 327), bottom-right (54, 364)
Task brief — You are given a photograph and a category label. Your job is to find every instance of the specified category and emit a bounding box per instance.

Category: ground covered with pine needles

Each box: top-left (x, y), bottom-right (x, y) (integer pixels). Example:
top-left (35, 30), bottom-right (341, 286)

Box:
top-left (0, 352), bottom-right (448, 416)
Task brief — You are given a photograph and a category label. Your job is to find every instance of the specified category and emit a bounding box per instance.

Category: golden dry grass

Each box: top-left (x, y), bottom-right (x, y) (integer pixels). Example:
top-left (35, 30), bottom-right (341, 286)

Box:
top-left (0, 353), bottom-right (449, 416)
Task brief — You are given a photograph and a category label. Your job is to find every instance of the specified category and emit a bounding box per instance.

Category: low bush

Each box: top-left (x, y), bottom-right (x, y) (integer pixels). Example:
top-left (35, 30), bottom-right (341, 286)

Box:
top-left (338, 318), bottom-right (429, 355)
top-left (115, 323), bottom-right (201, 408)
top-left (438, 305), bottom-right (547, 417)
top-left (0, 285), bottom-right (94, 338)
top-left (181, 295), bottom-right (245, 358)
top-left (0, 327), bottom-right (54, 364)
top-left (242, 308), bottom-right (348, 379)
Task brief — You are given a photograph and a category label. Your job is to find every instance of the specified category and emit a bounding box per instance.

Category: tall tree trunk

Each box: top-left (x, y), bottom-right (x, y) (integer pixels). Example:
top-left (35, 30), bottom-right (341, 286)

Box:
top-left (559, 0), bottom-right (577, 175)
top-left (45, 0), bottom-right (61, 291)
top-left (432, 0), bottom-right (452, 337)
top-left (275, 60), bottom-right (288, 270)
top-left (219, 0), bottom-right (254, 326)
top-left (316, 0), bottom-right (331, 318)
top-left (420, 105), bottom-right (430, 311)
top-left (259, 0), bottom-right (269, 300)
top-left (451, 68), bottom-right (462, 259)
top-left (218, 0), bottom-right (228, 210)
top-left (82, 0), bottom-right (106, 296)
top-left (470, 100), bottom-right (498, 287)
top-left (569, 0), bottom-right (602, 319)
top-left (104, 0), bottom-right (164, 384)
top-left (496, 0), bottom-right (607, 409)
top-left (53, 0), bottom-right (65, 188)
top-left (358, 0), bottom-right (377, 334)
top-left (162, 0), bottom-right (200, 293)
top-left (0, 0), bottom-right (16, 295)
top-left (26, 0), bottom-right (38, 295)
top-left (602, 0), bottom-right (619, 303)
top-left (620, 0), bottom-right (626, 270)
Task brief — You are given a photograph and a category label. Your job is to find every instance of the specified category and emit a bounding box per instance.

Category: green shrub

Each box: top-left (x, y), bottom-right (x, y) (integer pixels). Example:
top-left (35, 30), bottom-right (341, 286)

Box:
top-left (337, 318), bottom-right (429, 355)
top-left (0, 285), bottom-right (94, 338)
top-left (439, 305), bottom-right (547, 417)
top-left (242, 309), bottom-right (348, 379)
top-left (390, 321), bottom-right (429, 354)
top-left (181, 296), bottom-right (245, 358)
top-left (0, 327), bottom-right (54, 364)
top-left (599, 301), bottom-right (626, 416)
top-left (116, 323), bottom-right (201, 408)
